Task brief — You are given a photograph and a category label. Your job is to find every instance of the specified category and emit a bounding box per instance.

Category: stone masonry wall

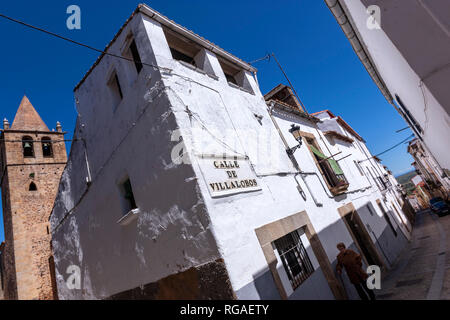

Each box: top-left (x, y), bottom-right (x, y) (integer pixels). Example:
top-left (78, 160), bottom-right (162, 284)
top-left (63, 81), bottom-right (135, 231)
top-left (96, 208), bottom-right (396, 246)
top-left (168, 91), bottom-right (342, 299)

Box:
top-left (1, 131), bottom-right (66, 299)
top-left (1, 171), bottom-right (18, 300)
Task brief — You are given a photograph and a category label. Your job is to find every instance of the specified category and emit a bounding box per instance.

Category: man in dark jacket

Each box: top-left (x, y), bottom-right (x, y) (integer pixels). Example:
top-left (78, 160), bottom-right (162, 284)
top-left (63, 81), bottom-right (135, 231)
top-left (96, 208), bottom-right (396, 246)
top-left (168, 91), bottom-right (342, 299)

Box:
top-left (336, 242), bottom-right (376, 300)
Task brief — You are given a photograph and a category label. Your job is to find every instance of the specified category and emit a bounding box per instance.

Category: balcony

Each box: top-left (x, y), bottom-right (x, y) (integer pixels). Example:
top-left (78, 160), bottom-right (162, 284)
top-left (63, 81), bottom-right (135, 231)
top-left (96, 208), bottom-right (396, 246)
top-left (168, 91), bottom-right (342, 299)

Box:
top-left (329, 174), bottom-right (349, 195)
top-left (321, 162), bottom-right (349, 195)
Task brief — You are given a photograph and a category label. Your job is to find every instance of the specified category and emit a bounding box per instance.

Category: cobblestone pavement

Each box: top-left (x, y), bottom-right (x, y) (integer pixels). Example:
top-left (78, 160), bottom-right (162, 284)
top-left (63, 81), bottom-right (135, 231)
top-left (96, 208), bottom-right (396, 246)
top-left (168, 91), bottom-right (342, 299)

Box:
top-left (377, 209), bottom-right (450, 300)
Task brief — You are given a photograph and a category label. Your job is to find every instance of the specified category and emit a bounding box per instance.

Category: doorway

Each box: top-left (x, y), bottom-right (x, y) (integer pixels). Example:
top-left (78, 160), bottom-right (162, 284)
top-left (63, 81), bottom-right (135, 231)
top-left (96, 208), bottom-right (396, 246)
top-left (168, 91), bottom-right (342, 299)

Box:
top-left (338, 203), bottom-right (385, 269)
top-left (344, 212), bottom-right (377, 266)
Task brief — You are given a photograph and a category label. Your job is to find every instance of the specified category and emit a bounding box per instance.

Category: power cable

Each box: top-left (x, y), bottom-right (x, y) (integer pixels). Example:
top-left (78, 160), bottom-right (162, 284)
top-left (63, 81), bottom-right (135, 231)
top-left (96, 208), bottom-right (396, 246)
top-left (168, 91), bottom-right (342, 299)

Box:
top-left (0, 12), bottom-right (170, 72)
top-left (248, 54), bottom-right (271, 65)
top-left (270, 53), bottom-right (309, 115)
top-left (359, 134), bottom-right (415, 162)
top-left (396, 126), bottom-right (410, 133)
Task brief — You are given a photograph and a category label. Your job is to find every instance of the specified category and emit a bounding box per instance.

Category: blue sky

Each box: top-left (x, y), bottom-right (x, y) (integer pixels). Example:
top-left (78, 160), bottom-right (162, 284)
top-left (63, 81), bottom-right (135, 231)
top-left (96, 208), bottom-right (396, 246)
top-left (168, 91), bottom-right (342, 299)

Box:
top-left (0, 0), bottom-right (414, 242)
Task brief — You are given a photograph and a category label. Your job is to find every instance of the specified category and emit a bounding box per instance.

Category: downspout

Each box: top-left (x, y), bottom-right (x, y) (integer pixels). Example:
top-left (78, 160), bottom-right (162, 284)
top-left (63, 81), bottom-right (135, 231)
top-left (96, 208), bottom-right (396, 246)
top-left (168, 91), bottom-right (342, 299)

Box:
top-left (267, 102), bottom-right (322, 206)
top-left (268, 103), bottom-right (373, 203)
top-left (82, 137), bottom-right (92, 185)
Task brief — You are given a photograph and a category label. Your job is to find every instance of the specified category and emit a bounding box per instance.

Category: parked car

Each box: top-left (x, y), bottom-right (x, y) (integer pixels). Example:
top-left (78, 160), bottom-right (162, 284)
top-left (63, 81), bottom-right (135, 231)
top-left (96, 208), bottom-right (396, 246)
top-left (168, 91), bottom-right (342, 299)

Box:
top-left (429, 197), bottom-right (449, 217)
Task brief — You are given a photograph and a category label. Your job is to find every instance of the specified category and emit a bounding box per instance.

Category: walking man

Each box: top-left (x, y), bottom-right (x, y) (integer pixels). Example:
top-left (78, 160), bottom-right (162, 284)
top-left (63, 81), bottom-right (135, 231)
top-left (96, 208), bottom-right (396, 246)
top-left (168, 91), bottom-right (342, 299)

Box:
top-left (336, 242), bottom-right (376, 300)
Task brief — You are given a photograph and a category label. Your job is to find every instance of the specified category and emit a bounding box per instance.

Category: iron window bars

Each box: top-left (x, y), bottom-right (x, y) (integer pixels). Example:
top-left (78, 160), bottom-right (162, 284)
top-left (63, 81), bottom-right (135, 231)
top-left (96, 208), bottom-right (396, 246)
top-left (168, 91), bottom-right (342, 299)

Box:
top-left (274, 230), bottom-right (315, 290)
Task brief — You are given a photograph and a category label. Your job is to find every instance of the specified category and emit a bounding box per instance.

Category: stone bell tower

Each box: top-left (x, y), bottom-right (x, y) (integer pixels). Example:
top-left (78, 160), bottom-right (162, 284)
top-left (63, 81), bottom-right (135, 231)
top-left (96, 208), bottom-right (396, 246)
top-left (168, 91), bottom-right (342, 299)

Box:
top-left (0, 96), bottom-right (67, 299)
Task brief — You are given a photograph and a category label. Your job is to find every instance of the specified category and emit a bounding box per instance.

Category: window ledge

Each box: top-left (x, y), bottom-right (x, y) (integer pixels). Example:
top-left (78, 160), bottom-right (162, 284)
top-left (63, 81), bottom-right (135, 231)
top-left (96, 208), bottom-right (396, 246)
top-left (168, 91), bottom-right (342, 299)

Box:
top-left (206, 73), bottom-right (219, 81)
top-left (227, 81), bottom-right (254, 95)
top-left (239, 86), bottom-right (255, 95)
top-left (117, 208), bottom-right (140, 226)
top-left (177, 60), bottom-right (218, 81)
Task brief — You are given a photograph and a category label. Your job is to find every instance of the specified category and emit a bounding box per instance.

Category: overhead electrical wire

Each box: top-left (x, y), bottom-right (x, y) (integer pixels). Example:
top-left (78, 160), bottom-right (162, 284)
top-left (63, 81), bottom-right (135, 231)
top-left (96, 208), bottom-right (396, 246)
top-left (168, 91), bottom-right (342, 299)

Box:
top-left (1, 13), bottom-right (417, 171)
top-left (248, 54), bottom-right (271, 65)
top-left (0, 12), bottom-right (170, 72)
top-left (359, 134), bottom-right (415, 162)
top-left (373, 134), bottom-right (415, 158)
top-left (250, 52), bottom-right (416, 167)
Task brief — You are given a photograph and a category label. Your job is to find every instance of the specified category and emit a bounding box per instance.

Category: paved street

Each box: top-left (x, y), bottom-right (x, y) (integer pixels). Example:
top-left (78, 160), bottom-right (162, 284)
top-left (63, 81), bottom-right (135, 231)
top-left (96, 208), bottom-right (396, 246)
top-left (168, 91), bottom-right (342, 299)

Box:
top-left (377, 209), bottom-right (450, 300)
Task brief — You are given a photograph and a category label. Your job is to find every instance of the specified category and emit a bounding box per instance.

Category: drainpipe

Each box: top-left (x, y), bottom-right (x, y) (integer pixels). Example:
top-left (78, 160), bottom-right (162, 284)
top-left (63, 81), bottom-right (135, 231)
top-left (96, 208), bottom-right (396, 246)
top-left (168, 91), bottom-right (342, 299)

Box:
top-left (296, 173), bottom-right (322, 207)
top-left (267, 102), bottom-right (322, 206)
top-left (83, 138), bottom-right (92, 185)
top-left (268, 102), bottom-right (375, 205)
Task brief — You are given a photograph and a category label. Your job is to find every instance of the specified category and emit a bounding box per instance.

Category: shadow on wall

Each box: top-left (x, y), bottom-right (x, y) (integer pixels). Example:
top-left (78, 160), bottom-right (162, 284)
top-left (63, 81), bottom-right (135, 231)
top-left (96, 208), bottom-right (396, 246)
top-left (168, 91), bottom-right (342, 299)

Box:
top-left (51, 90), bottom-right (226, 300)
top-left (246, 204), bottom-right (409, 300)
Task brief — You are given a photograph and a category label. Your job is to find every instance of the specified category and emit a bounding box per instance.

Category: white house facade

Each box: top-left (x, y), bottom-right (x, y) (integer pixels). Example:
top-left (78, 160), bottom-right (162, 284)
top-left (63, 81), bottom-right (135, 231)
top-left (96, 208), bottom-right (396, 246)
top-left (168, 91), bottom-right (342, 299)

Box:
top-left (324, 0), bottom-right (450, 178)
top-left (50, 4), bottom-right (411, 300)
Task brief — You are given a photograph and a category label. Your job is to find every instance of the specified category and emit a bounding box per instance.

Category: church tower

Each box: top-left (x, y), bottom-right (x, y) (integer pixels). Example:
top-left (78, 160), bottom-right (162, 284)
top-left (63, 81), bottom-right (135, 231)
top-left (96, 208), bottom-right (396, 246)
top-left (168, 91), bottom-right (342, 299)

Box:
top-left (0, 96), bottom-right (67, 300)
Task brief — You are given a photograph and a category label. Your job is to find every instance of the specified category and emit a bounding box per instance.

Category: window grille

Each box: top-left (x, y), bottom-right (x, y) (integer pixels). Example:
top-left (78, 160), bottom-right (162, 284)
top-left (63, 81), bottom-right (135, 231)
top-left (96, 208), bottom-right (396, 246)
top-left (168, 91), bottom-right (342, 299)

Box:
top-left (274, 230), bottom-right (314, 290)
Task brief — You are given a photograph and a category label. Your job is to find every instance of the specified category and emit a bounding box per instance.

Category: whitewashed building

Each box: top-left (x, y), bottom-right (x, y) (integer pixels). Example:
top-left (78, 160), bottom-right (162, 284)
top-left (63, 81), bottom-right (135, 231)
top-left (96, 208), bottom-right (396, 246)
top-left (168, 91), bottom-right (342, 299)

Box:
top-left (50, 4), bottom-right (410, 300)
top-left (408, 138), bottom-right (450, 200)
top-left (324, 0), bottom-right (450, 179)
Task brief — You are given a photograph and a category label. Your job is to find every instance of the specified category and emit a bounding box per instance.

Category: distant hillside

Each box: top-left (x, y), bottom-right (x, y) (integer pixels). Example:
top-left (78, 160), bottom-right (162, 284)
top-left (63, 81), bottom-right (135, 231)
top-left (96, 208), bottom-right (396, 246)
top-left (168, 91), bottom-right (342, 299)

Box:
top-left (396, 170), bottom-right (417, 184)
top-left (396, 170), bottom-right (417, 194)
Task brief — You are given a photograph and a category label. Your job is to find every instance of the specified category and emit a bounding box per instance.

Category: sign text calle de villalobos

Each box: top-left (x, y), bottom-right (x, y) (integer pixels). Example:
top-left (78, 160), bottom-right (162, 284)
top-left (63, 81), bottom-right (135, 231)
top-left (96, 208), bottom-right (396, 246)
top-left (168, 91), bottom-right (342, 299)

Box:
top-left (197, 155), bottom-right (262, 198)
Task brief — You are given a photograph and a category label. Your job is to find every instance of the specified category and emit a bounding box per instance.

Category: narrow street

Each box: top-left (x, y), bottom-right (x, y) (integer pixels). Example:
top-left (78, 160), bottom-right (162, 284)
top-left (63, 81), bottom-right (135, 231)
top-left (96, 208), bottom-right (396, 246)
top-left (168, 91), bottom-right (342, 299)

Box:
top-left (377, 209), bottom-right (450, 300)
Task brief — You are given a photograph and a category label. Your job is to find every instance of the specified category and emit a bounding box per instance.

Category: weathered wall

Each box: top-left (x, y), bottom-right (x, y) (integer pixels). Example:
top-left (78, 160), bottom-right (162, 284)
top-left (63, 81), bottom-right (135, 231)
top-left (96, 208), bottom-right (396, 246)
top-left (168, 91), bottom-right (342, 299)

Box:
top-left (156, 33), bottom-right (410, 299)
top-left (340, 0), bottom-right (450, 172)
top-left (107, 259), bottom-right (234, 300)
top-left (50, 6), bottom-right (411, 300)
top-left (0, 171), bottom-right (17, 300)
top-left (50, 13), bottom-right (226, 300)
top-left (1, 130), bottom-right (66, 300)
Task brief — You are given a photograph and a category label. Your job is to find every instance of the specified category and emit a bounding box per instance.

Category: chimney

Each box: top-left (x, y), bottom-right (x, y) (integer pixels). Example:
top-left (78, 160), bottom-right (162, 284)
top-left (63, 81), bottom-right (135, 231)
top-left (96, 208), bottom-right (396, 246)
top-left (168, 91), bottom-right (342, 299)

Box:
top-left (56, 121), bottom-right (62, 133)
top-left (3, 118), bottom-right (9, 130)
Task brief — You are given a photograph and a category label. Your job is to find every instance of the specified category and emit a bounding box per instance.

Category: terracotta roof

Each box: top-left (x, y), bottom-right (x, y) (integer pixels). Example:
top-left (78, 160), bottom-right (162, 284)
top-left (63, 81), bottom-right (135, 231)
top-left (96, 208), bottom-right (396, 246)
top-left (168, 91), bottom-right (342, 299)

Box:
top-left (264, 84), bottom-right (287, 100)
top-left (311, 109), bottom-right (336, 118)
top-left (264, 84), bottom-right (304, 112)
top-left (323, 130), bottom-right (354, 143)
top-left (337, 119), bottom-right (364, 142)
top-left (312, 110), bottom-right (365, 142)
top-left (75, 4), bottom-right (256, 91)
top-left (267, 99), bottom-right (320, 123)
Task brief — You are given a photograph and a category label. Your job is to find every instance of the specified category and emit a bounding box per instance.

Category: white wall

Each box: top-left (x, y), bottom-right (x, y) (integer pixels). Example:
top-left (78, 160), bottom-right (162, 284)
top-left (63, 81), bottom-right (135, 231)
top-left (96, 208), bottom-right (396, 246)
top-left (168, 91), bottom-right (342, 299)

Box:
top-left (50, 8), bottom-right (410, 300)
top-left (340, 0), bottom-right (450, 172)
top-left (50, 13), bottom-right (223, 299)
